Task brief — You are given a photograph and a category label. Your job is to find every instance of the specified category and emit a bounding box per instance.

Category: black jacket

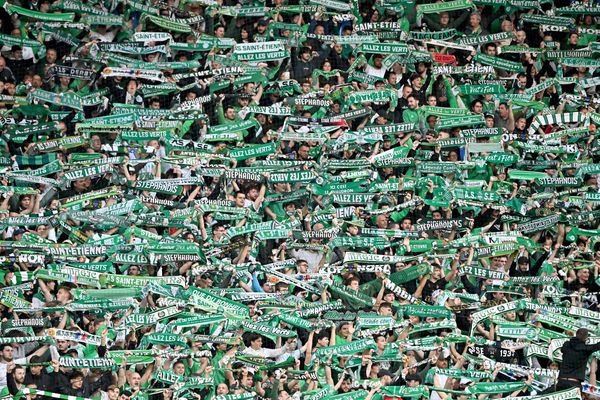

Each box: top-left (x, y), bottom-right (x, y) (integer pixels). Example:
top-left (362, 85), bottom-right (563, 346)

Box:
top-left (24, 369), bottom-right (58, 392)
top-left (558, 338), bottom-right (600, 381)
top-left (63, 371), bottom-right (113, 397)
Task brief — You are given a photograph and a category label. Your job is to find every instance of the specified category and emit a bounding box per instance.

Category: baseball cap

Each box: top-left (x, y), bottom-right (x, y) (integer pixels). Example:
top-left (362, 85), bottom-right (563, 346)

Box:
top-left (13, 228), bottom-right (26, 236)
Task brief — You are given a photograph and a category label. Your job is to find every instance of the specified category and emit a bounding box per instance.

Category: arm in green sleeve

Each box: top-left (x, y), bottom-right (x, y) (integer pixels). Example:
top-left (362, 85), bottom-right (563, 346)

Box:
top-left (217, 102), bottom-right (226, 125)
top-left (269, 379), bottom-right (281, 400)
top-left (443, 77), bottom-right (459, 108)
top-left (425, 74), bottom-right (435, 97)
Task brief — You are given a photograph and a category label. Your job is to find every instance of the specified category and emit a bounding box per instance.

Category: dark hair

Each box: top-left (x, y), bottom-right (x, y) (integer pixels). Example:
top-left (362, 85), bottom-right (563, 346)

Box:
top-left (576, 328), bottom-right (589, 341)
top-left (245, 333), bottom-right (262, 346)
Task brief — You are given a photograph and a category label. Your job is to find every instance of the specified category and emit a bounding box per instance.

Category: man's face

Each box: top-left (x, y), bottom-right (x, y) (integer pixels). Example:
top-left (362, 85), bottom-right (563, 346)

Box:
top-left (47, 50), bottom-right (57, 63)
top-left (567, 33), bottom-right (578, 45)
top-left (497, 257), bottom-right (508, 268)
top-left (56, 340), bottom-right (69, 351)
top-left (297, 262), bottom-right (308, 273)
top-left (516, 31), bottom-right (526, 43)
top-left (297, 146), bottom-right (310, 159)
top-left (501, 20), bottom-right (513, 32)
top-left (32, 75), bottom-right (42, 88)
top-left (30, 365), bottom-right (43, 376)
top-left (412, 77), bottom-right (422, 89)
top-left (1, 346), bottom-right (13, 361)
top-left (577, 268), bottom-right (590, 282)
top-left (225, 108), bottom-right (236, 120)
top-left (213, 225), bottom-right (225, 238)
top-left (127, 81), bottom-right (137, 93)
top-left (470, 14), bottom-right (479, 26)
top-left (499, 104), bottom-right (508, 118)
top-left (14, 368), bottom-right (25, 383)
top-left (379, 306), bottom-right (392, 316)
top-left (486, 46), bottom-right (496, 56)
top-left (376, 214), bottom-right (388, 228)
top-left (401, 219), bottom-right (411, 230)
top-left (408, 97), bottom-right (418, 109)
top-left (427, 96), bottom-right (436, 106)
top-left (235, 193), bottom-right (246, 207)
top-left (216, 384), bottom-right (229, 395)
top-left (108, 388), bottom-right (120, 400)
top-left (71, 376), bottom-right (83, 389)
top-left (73, 178), bottom-right (89, 191)
top-left (373, 57), bottom-right (383, 67)
top-left (129, 372), bottom-right (141, 388)
top-left (247, 188), bottom-right (258, 201)
top-left (238, 97), bottom-right (249, 108)
top-left (402, 86), bottom-right (412, 98)
top-left (57, 288), bottom-right (70, 303)
top-left (173, 363), bottom-right (185, 375)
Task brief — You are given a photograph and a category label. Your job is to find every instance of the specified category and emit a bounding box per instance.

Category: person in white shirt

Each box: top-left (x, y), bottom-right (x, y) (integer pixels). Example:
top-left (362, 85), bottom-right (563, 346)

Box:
top-left (364, 54), bottom-right (387, 79)
top-left (275, 334), bottom-right (312, 363)
top-left (241, 334), bottom-right (287, 359)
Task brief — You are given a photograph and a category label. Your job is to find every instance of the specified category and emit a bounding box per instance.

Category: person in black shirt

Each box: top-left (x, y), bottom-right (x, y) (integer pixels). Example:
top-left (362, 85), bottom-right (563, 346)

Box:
top-left (554, 328), bottom-right (600, 392)
top-left (415, 253), bottom-right (460, 303)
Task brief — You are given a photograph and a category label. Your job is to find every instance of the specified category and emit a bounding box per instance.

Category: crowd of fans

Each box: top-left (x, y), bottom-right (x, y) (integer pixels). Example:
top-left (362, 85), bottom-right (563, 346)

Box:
top-left (0, 0), bottom-right (599, 399)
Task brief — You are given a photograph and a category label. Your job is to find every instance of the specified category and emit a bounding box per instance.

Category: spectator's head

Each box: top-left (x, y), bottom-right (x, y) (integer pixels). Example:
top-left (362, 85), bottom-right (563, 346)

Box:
top-left (378, 302), bottom-right (393, 316)
top-left (46, 48), bottom-right (58, 63)
top-left (173, 360), bottom-right (186, 375)
top-left (13, 365), bottom-right (26, 384)
top-left (576, 328), bottom-right (589, 342)
top-left (377, 369), bottom-right (394, 386)
top-left (107, 385), bottom-right (120, 400)
top-left (69, 371), bottom-right (85, 389)
top-left (372, 54), bottom-right (383, 68)
top-left (0, 344), bottom-right (13, 361)
top-left (407, 94), bottom-right (419, 110)
top-left (214, 24), bottom-right (225, 38)
top-left (246, 333), bottom-right (263, 349)
top-left (469, 13), bottom-right (481, 28)
top-left (11, 45), bottom-right (22, 60)
top-left (498, 102), bottom-right (509, 118)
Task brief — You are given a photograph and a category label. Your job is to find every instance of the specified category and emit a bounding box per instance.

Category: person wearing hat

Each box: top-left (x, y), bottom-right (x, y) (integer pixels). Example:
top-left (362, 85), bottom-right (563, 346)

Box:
top-left (254, 19), bottom-right (269, 40)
